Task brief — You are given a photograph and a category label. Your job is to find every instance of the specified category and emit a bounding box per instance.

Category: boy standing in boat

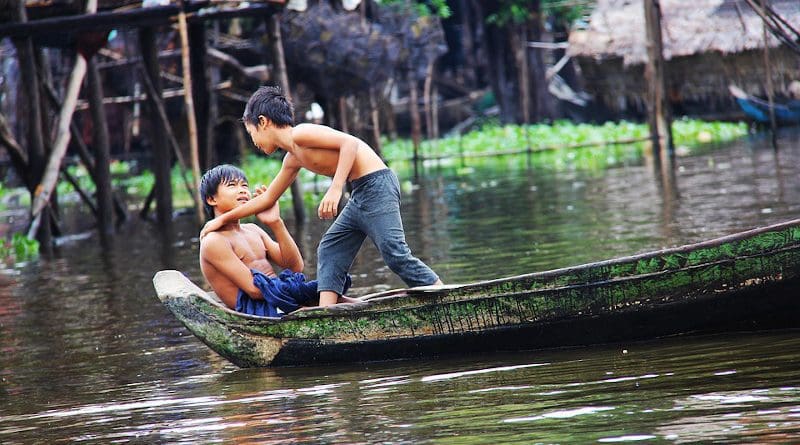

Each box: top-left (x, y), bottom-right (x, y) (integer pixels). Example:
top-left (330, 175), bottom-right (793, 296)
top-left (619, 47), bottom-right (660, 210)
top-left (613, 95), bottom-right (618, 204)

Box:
top-left (200, 86), bottom-right (442, 306)
top-left (199, 164), bottom-right (352, 316)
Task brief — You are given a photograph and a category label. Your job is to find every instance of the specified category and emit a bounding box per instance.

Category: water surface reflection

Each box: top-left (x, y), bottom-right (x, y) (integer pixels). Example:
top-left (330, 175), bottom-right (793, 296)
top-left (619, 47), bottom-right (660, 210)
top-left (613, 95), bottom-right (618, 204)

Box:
top-left (1, 129), bottom-right (800, 443)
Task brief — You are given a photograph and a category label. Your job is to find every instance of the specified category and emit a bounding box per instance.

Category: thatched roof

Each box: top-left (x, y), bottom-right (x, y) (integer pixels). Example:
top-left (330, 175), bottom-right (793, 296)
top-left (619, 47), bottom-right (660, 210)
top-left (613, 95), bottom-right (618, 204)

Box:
top-left (568, 0), bottom-right (800, 65)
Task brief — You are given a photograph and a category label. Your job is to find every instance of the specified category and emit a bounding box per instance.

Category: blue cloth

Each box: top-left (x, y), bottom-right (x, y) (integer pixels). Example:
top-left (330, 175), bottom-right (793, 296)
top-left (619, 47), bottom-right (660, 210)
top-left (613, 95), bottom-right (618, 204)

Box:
top-left (235, 269), bottom-right (351, 317)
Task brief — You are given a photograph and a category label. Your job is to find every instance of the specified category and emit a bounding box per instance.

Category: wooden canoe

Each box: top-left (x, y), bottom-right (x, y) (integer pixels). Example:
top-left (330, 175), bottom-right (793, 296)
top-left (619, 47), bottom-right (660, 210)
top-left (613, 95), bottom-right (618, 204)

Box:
top-left (154, 219), bottom-right (800, 367)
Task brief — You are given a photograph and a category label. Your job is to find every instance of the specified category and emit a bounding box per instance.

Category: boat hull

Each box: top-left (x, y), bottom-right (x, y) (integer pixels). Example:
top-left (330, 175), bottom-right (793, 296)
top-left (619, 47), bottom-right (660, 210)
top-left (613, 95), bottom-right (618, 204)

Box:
top-left (154, 219), bottom-right (800, 367)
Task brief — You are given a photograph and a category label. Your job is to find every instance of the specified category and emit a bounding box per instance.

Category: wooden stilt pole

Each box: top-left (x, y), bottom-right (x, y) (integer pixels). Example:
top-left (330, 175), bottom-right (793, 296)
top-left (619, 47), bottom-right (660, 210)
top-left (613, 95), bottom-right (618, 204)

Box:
top-left (512, 24), bottom-right (531, 124)
top-left (27, 1), bottom-right (101, 241)
top-left (643, 0), bottom-right (673, 162)
top-left (139, 26), bottom-right (173, 227)
top-left (135, 63), bottom-right (197, 203)
top-left (369, 88), bottom-right (383, 159)
top-left (423, 61), bottom-right (434, 141)
top-left (177, 1), bottom-right (205, 225)
top-left (760, 0), bottom-right (778, 148)
top-left (40, 81), bottom-right (128, 223)
top-left (189, 21), bottom-right (214, 169)
top-left (267, 13), bottom-right (306, 223)
top-left (13, 2), bottom-right (51, 249)
top-left (27, 49), bottom-right (89, 239)
top-left (408, 77), bottom-right (422, 178)
top-left (0, 112), bottom-right (27, 167)
top-left (62, 168), bottom-right (98, 216)
top-left (338, 97), bottom-right (349, 133)
top-left (87, 58), bottom-right (114, 236)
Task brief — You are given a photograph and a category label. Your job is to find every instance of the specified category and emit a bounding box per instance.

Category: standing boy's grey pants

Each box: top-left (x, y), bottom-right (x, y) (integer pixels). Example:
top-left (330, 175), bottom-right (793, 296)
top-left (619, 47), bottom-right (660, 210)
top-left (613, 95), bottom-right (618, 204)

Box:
top-left (317, 169), bottom-right (439, 295)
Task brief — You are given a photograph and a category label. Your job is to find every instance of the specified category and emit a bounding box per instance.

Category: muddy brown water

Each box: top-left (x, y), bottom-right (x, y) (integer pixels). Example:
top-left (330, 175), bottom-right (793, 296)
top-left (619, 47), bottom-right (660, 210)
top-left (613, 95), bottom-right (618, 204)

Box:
top-left (1, 129), bottom-right (799, 443)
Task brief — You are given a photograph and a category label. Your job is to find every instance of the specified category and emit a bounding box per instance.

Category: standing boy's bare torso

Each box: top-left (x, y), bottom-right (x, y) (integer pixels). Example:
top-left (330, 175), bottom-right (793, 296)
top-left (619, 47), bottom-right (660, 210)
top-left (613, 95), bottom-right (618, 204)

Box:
top-left (200, 224), bottom-right (276, 304)
top-left (287, 126), bottom-right (387, 180)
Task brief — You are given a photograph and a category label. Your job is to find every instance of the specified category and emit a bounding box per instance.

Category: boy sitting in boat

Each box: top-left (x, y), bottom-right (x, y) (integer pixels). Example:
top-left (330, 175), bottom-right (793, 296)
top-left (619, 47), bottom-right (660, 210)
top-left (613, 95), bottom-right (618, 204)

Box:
top-left (200, 86), bottom-right (443, 306)
top-left (198, 164), bottom-right (354, 317)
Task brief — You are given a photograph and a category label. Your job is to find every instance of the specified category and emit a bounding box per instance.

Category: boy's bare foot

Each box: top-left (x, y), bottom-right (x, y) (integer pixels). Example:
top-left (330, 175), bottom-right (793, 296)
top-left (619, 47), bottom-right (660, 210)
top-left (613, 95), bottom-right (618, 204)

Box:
top-left (338, 295), bottom-right (362, 304)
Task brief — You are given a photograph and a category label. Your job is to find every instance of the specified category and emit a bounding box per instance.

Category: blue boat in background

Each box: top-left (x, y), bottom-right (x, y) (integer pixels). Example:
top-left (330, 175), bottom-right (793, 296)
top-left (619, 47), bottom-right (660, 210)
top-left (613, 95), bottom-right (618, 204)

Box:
top-left (729, 84), bottom-right (800, 125)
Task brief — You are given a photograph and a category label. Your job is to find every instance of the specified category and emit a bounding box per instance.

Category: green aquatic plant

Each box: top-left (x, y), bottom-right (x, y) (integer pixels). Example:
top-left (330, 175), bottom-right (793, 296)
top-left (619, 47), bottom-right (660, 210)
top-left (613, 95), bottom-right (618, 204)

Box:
top-left (0, 233), bottom-right (39, 265)
top-left (40, 120), bottom-right (748, 214)
top-left (381, 119), bottom-right (747, 174)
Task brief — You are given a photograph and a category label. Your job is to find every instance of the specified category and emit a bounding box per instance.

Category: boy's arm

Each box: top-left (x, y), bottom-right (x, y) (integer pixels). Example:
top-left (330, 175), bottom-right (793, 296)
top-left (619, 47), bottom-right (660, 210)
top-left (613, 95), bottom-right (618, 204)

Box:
top-left (259, 220), bottom-right (304, 272)
top-left (200, 234), bottom-right (263, 304)
top-left (250, 191), bottom-right (304, 272)
top-left (292, 123), bottom-right (359, 219)
top-left (199, 159), bottom-right (299, 238)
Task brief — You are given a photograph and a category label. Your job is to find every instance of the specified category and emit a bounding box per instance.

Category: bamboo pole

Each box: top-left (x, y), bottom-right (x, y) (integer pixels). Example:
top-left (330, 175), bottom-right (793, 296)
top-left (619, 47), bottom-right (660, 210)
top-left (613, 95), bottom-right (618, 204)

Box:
top-left (177, 1), bottom-right (205, 225)
top-left (267, 13), bottom-right (306, 223)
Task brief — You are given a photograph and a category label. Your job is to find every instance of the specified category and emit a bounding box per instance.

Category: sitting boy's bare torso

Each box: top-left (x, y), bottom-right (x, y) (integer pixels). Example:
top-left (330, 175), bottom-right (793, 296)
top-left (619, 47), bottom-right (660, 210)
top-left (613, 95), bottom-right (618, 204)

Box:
top-left (200, 224), bottom-right (276, 305)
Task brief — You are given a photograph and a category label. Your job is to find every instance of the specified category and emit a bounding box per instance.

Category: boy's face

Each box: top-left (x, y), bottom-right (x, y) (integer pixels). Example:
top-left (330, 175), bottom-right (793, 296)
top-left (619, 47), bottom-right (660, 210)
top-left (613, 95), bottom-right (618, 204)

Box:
top-left (245, 116), bottom-right (278, 155)
top-left (207, 177), bottom-right (250, 216)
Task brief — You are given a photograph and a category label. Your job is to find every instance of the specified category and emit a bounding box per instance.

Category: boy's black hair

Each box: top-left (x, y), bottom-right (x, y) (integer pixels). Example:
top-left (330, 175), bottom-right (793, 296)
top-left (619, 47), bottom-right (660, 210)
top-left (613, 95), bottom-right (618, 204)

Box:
top-left (199, 164), bottom-right (248, 219)
top-left (242, 85), bottom-right (294, 127)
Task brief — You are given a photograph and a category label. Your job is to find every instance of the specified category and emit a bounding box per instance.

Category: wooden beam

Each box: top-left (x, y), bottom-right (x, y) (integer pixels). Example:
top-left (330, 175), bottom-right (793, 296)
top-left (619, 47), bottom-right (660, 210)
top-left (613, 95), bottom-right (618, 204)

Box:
top-left (0, 4), bottom-right (284, 41)
top-left (0, 5), bottom-right (181, 39)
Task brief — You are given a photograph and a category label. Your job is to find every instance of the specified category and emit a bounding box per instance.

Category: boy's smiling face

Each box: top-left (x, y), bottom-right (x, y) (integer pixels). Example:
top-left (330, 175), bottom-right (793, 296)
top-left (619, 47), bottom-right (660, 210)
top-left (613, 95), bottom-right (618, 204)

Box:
top-left (245, 117), bottom-right (278, 155)
top-left (208, 177), bottom-right (250, 216)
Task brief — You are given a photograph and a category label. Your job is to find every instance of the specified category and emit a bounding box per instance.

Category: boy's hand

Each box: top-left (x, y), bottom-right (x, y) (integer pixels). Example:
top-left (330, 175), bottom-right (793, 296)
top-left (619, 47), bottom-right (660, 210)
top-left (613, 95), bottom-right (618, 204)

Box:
top-left (254, 185), bottom-right (282, 226)
top-left (200, 217), bottom-right (224, 239)
top-left (318, 186), bottom-right (342, 219)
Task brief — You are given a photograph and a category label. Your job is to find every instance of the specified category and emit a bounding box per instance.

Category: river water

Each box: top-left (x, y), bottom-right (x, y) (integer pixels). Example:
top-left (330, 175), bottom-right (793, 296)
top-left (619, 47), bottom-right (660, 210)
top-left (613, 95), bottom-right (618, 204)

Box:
top-left (1, 129), bottom-right (800, 443)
